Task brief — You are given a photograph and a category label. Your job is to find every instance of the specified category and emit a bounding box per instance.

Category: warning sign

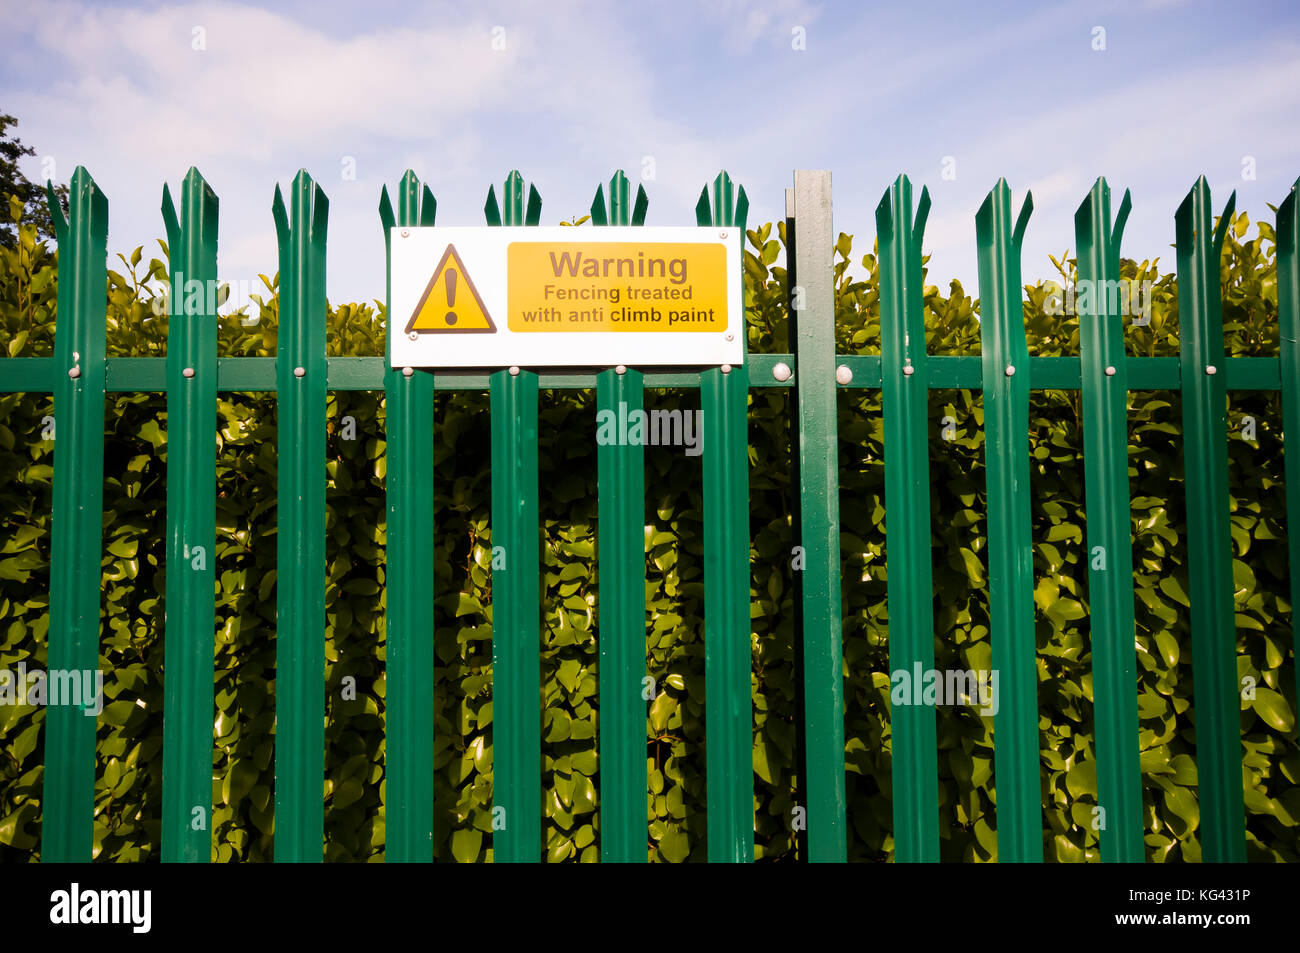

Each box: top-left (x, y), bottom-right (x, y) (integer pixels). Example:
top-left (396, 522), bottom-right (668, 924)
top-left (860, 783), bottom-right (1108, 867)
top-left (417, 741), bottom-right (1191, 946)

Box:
top-left (389, 226), bottom-right (742, 368)
top-left (406, 245), bottom-right (496, 335)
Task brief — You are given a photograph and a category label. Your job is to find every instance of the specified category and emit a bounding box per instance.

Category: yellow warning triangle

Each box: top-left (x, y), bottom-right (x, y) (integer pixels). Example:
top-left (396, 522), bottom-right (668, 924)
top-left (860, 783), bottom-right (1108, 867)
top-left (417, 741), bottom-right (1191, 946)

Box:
top-left (405, 244), bottom-right (496, 334)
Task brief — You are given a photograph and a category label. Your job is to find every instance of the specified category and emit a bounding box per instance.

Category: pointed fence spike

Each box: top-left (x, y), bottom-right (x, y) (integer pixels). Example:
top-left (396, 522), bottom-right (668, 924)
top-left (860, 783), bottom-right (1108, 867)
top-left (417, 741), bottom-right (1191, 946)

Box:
top-left (1112, 189), bottom-right (1133, 248)
top-left (45, 180), bottom-right (67, 241)
top-left (525, 184), bottom-right (542, 226)
top-left (1013, 191), bottom-right (1034, 250)
top-left (631, 184), bottom-right (649, 226)
top-left (271, 185), bottom-right (289, 243)
top-left (161, 183), bottom-right (181, 251)
top-left (694, 186), bottom-right (711, 226)
top-left (1212, 191), bottom-right (1238, 259)
top-left (589, 184), bottom-right (608, 226)
top-left (913, 186), bottom-right (931, 244)
top-left (310, 186), bottom-right (329, 245)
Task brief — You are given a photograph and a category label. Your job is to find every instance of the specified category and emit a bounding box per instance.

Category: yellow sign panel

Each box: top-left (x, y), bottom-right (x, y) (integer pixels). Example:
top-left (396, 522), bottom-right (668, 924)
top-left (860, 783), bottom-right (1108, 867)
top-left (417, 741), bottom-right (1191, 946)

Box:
top-left (506, 242), bottom-right (727, 332)
top-left (405, 244), bottom-right (496, 335)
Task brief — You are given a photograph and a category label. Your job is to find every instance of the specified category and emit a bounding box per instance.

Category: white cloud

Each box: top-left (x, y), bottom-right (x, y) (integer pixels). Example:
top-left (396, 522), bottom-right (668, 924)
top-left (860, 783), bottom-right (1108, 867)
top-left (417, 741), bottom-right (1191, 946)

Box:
top-left (5, 0), bottom-right (1298, 308)
top-left (6, 0), bottom-right (746, 302)
top-left (697, 0), bottom-right (822, 52)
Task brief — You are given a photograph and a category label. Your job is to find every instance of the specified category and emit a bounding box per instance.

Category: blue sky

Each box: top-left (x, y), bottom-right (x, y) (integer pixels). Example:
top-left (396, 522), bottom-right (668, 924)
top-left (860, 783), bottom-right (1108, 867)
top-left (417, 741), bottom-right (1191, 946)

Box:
top-left (3, 0), bottom-right (1299, 308)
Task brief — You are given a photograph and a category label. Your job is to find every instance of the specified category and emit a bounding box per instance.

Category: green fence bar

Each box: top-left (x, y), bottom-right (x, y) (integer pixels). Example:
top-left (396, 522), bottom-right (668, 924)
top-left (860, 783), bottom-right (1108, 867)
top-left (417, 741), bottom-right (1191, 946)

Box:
top-left (159, 169), bottom-right (219, 863)
top-left (696, 171), bottom-right (753, 863)
top-left (1174, 176), bottom-right (1245, 862)
top-left (1279, 178), bottom-right (1300, 717)
top-left (783, 187), bottom-right (810, 861)
top-left (592, 170), bottom-right (649, 863)
top-left (788, 170), bottom-right (847, 861)
top-left (876, 174), bottom-right (939, 862)
top-left (975, 180), bottom-right (1040, 862)
top-left (272, 171), bottom-right (329, 862)
top-left (487, 171), bottom-right (543, 862)
top-left (380, 171), bottom-right (437, 862)
top-left (1075, 177), bottom-right (1143, 862)
top-left (489, 369), bottom-right (541, 862)
top-left (41, 168), bottom-right (108, 862)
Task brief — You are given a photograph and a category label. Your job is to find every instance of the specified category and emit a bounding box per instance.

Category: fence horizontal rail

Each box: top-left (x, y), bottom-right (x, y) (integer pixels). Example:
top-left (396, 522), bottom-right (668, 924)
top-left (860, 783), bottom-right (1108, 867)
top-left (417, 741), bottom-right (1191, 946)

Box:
top-left (0, 354), bottom-right (1287, 393)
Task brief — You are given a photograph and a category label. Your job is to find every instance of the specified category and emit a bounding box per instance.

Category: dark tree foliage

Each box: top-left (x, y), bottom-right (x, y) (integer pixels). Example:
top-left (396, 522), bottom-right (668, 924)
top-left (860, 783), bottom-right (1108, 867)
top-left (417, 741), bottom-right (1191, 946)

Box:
top-left (0, 112), bottom-right (67, 248)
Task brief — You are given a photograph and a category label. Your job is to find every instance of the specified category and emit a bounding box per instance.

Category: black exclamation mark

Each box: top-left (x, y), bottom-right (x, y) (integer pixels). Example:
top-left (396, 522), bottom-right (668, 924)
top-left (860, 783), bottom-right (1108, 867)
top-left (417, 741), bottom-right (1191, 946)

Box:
top-left (445, 268), bottom-right (458, 326)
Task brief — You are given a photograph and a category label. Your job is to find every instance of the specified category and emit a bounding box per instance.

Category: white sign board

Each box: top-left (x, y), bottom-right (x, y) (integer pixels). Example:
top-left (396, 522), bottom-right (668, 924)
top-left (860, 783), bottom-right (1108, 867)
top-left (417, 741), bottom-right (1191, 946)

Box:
top-left (389, 226), bottom-right (743, 368)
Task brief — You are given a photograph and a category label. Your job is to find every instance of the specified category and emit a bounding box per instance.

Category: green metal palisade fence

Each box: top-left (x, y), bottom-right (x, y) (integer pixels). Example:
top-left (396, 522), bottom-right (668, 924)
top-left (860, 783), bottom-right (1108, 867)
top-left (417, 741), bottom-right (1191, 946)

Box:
top-left (2, 165), bottom-right (1296, 862)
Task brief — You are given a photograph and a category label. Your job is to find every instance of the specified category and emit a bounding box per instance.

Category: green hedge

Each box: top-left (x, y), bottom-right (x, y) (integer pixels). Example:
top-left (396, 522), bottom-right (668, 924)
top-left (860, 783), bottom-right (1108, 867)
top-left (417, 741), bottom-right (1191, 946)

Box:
top-left (0, 197), bottom-right (1296, 862)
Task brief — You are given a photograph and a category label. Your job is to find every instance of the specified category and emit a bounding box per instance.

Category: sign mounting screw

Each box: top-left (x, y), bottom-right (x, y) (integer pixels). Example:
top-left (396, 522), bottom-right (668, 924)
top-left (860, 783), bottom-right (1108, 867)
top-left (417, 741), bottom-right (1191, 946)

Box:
top-left (407, 332), bottom-right (418, 341)
top-left (401, 229), bottom-right (410, 238)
